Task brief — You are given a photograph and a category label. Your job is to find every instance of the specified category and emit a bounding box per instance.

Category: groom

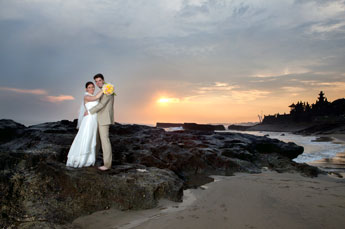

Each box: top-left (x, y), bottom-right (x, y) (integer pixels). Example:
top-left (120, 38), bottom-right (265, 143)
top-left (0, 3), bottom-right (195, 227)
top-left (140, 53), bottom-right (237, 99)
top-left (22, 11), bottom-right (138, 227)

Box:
top-left (88, 73), bottom-right (115, 171)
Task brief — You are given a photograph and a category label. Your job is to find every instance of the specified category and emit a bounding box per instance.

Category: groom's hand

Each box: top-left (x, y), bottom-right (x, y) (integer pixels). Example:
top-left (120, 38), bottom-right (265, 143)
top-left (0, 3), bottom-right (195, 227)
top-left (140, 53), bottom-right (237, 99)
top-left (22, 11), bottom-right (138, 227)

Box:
top-left (84, 111), bottom-right (89, 116)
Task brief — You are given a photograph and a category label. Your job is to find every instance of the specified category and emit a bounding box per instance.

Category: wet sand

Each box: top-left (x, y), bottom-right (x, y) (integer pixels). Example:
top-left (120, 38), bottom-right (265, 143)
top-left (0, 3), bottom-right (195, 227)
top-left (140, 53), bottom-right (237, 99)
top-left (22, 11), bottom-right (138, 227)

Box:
top-left (328, 134), bottom-right (345, 143)
top-left (309, 134), bottom-right (345, 177)
top-left (73, 171), bottom-right (345, 229)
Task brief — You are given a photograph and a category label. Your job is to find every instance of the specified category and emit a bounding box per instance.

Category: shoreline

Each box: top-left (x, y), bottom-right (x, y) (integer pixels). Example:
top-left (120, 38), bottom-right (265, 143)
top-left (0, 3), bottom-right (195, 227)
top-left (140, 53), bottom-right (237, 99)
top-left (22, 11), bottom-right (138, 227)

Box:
top-left (73, 171), bottom-right (345, 229)
top-left (223, 129), bottom-right (345, 178)
top-left (309, 134), bottom-right (345, 177)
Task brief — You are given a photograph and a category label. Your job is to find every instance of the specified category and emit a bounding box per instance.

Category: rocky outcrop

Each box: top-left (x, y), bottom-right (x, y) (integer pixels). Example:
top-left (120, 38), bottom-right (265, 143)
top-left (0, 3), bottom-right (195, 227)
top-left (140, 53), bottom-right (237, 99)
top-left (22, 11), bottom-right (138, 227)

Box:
top-left (156, 122), bottom-right (183, 128)
top-left (0, 119), bottom-right (27, 144)
top-left (0, 119), bottom-right (320, 228)
top-left (1, 152), bottom-right (182, 228)
top-left (156, 122), bottom-right (226, 131)
top-left (182, 123), bottom-right (225, 131)
top-left (294, 122), bottom-right (345, 135)
top-left (228, 124), bottom-right (251, 131)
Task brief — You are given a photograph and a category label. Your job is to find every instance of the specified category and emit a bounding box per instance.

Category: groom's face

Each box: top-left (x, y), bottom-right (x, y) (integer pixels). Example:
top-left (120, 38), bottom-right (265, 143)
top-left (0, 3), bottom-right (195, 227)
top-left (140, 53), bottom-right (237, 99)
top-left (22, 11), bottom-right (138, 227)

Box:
top-left (95, 78), bottom-right (104, 88)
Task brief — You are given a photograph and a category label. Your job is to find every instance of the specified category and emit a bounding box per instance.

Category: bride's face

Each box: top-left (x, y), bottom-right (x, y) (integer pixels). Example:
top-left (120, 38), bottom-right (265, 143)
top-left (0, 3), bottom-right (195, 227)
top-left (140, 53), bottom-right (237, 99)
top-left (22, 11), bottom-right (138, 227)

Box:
top-left (86, 84), bottom-right (95, 95)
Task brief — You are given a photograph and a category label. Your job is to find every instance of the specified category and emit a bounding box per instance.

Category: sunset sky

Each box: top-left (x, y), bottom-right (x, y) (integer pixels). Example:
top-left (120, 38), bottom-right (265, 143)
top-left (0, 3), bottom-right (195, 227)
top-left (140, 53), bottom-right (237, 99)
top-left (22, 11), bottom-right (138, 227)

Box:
top-left (1, 0), bottom-right (345, 125)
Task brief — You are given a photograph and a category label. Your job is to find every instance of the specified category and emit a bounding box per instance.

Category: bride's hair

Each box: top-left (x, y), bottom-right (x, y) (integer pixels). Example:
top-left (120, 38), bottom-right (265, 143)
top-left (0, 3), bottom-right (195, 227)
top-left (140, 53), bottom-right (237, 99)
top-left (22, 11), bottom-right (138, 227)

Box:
top-left (85, 81), bottom-right (94, 88)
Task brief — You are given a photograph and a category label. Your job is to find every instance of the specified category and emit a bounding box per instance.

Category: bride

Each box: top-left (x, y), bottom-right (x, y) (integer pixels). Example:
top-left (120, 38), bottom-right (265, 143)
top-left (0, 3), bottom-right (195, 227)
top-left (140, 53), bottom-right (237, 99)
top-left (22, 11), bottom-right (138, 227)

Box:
top-left (66, 81), bottom-right (103, 168)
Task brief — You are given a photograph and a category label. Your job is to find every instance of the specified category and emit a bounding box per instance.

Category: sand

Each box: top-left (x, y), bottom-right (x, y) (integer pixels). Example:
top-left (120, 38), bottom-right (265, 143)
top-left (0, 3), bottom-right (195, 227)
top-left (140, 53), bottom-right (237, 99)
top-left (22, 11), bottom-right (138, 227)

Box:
top-left (246, 123), bottom-right (313, 132)
top-left (328, 134), bottom-right (345, 143)
top-left (72, 171), bottom-right (345, 229)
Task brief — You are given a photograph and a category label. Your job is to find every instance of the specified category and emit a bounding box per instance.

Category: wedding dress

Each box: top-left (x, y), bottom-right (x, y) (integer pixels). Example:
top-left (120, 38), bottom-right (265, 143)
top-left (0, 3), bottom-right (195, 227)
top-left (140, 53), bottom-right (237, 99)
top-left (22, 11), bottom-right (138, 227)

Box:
top-left (66, 93), bottom-right (98, 168)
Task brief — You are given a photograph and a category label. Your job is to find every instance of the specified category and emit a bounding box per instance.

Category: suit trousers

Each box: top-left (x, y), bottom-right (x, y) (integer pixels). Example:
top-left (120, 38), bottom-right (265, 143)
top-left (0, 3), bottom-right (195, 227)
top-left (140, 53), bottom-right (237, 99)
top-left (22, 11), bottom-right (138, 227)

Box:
top-left (97, 124), bottom-right (112, 168)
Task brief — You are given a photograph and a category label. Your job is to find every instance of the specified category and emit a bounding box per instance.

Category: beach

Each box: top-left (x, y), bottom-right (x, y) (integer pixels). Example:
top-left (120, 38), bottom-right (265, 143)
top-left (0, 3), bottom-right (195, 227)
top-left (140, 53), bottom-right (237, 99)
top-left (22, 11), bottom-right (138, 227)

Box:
top-left (73, 171), bottom-right (345, 229)
top-left (72, 133), bottom-right (345, 229)
top-left (308, 134), bottom-right (345, 177)
top-left (225, 130), bottom-right (345, 177)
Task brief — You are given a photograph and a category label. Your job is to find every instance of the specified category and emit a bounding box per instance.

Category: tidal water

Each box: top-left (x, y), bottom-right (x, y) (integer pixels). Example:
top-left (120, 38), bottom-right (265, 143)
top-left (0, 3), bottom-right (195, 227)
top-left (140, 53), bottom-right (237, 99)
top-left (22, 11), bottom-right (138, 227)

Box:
top-left (224, 130), bottom-right (345, 175)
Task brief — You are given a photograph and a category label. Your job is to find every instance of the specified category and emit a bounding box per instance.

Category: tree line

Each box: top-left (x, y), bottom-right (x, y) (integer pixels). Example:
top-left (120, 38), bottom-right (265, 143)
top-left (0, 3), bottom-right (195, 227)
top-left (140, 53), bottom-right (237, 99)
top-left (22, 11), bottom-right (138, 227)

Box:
top-left (262, 91), bottom-right (345, 123)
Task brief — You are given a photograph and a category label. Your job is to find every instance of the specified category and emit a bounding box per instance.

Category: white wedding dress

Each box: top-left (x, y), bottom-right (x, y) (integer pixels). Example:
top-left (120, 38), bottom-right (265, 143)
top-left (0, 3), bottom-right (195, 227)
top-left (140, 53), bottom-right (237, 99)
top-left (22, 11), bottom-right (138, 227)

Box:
top-left (66, 94), bottom-right (98, 168)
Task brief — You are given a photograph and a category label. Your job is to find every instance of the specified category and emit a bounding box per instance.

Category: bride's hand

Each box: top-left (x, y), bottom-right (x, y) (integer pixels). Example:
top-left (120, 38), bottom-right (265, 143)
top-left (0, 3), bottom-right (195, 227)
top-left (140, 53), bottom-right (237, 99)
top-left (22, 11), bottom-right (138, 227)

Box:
top-left (84, 90), bottom-right (103, 102)
top-left (97, 90), bottom-right (103, 96)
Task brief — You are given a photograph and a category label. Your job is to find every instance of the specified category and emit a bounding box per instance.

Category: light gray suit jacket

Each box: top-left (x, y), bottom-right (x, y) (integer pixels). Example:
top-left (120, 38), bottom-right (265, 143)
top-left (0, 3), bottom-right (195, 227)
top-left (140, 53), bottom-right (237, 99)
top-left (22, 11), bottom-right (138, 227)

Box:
top-left (89, 94), bottom-right (114, 125)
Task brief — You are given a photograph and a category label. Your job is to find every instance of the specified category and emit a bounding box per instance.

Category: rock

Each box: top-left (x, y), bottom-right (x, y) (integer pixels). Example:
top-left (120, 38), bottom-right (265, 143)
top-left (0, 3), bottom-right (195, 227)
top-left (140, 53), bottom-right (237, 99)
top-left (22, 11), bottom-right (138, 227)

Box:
top-left (29, 120), bottom-right (77, 134)
top-left (0, 119), bottom-right (319, 228)
top-left (182, 123), bottom-right (225, 131)
top-left (0, 119), bottom-right (27, 143)
top-left (251, 138), bottom-right (304, 160)
top-left (311, 136), bottom-right (333, 142)
top-left (0, 151), bottom-right (182, 228)
top-left (227, 124), bottom-right (252, 131)
top-left (222, 148), bottom-right (255, 161)
top-left (156, 122), bottom-right (184, 128)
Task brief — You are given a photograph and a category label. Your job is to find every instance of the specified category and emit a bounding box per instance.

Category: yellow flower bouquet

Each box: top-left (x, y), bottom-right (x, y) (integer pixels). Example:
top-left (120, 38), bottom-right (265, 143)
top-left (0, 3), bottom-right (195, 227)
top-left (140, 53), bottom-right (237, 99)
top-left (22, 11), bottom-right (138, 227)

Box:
top-left (102, 83), bottom-right (116, 95)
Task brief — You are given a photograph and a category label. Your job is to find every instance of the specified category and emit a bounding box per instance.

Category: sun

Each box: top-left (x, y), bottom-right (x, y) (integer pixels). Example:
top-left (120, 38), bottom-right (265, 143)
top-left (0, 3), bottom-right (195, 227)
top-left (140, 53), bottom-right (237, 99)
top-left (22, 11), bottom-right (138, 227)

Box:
top-left (158, 98), bottom-right (170, 103)
top-left (157, 97), bottom-right (180, 104)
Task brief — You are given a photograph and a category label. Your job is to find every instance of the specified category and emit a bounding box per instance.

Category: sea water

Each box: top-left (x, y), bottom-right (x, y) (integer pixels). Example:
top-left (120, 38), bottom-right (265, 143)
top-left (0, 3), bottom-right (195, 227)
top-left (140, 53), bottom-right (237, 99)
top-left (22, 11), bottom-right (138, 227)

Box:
top-left (163, 127), bottom-right (345, 174)
top-left (221, 130), bottom-right (345, 175)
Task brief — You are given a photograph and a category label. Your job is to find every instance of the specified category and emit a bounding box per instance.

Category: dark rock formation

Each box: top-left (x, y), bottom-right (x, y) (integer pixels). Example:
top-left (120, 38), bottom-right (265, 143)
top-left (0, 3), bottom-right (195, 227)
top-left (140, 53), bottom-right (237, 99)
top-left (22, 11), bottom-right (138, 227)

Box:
top-left (0, 119), bottom-right (27, 144)
top-left (0, 119), bottom-right (320, 228)
top-left (1, 152), bottom-right (182, 228)
top-left (294, 122), bottom-right (345, 135)
top-left (228, 124), bottom-right (252, 131)
top-left (157, 122), bottom-right (226, 131)
top-left (156, 122), bottom-right (183, 128)
top-left (182, 123), bottom-right (225, 131)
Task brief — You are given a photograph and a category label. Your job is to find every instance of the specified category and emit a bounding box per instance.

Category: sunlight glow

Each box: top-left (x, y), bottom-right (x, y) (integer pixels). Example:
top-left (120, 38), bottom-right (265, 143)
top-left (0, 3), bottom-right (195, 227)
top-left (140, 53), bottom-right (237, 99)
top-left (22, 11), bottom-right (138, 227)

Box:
top-left (157, 97), bottom-right (180, 104)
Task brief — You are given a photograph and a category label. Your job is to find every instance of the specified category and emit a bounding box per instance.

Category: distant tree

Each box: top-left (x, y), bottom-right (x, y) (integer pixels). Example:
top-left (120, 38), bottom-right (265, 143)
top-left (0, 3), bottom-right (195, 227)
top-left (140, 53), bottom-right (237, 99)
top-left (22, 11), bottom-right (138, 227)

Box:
top-left (263, 91), bottom-right (343, 124)
top-left (289, 103), bottom-right (296, 115)
top-left (331, 98), bottom-right (345, 115)
top-left (305, 102), bottom-right (311, 113)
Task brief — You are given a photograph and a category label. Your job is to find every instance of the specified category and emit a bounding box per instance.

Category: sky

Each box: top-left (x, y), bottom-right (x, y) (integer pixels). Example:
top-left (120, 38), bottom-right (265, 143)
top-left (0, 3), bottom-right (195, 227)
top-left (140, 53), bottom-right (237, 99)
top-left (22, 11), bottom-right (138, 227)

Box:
top-left (1, 0), bottom-right (345, 125)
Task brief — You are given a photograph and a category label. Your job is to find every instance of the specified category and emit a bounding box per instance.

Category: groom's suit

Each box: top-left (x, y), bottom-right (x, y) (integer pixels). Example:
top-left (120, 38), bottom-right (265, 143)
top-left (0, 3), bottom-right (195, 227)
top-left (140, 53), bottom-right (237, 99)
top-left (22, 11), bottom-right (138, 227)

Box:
top-left (89, 93), bottom-right (114, 169)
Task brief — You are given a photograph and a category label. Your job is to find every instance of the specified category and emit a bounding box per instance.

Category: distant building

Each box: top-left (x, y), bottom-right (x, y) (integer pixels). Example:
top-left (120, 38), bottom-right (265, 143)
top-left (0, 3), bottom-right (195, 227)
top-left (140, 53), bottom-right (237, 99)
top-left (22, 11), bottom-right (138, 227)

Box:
top-left (262, 91), bottom-right (345, 124)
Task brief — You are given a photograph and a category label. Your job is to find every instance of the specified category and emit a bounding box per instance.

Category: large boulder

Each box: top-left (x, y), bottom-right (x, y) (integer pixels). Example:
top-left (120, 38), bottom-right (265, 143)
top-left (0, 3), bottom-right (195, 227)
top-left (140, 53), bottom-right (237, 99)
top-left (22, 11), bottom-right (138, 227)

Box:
top-left (0, 151), bottom-right (183, 228)
top-left (227, 124), bottom-right (252, 131)
top-left (0, 119), bottom-right (27, 144)
top-left (156, 122), bottom-right (184, 128)
top-left (183, 123), bottom-right (225, 131)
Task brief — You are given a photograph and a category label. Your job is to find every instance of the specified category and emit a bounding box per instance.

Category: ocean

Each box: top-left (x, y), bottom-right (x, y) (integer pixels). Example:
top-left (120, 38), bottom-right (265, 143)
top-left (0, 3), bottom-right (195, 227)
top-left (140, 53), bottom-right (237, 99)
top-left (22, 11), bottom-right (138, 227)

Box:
top-left (221, 130), bottom-right (345, 176)
top-left (164, 126), bottom-right (345, 175)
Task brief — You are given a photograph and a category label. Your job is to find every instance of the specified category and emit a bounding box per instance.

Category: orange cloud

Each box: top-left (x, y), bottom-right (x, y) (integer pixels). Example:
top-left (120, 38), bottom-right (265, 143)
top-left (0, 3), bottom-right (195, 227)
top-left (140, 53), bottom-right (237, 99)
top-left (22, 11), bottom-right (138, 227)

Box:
top-left (43, 95), bottom-right (75, 103)
top-left (0, 86), bottom-right (74, 103)
top-left (0, 87), bottom-right (47, 95)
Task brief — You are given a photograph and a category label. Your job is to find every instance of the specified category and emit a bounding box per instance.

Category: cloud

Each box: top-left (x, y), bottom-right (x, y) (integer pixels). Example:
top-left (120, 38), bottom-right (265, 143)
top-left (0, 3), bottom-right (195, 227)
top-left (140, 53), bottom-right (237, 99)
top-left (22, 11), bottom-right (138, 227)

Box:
top-left (231, 90), bottom-right (271, 103)
top-left (0, 0), bottom-right (345, 123)
top-left (196, 82), bottom-right (238, 94)
top-left (0, 86), bottom-right (74, 103)
top-left (161, 81), bottom-right (270, 104)
top-left (251, 68), bottom-right (310, 78)
top-left (281, 86), bottom-right (306, 93)
top-left (43, 95), bottom-right (75, 103)
top-left (0, 87), bottom-right (47, 95)
top-left (310, 21), bottom-right (345, 33)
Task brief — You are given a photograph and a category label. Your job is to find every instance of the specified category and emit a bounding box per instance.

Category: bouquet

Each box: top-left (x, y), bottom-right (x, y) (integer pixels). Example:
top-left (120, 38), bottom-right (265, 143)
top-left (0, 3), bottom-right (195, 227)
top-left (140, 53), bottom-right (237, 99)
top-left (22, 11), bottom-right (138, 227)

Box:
top-left (102, 83), bottom-right (116, 96)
